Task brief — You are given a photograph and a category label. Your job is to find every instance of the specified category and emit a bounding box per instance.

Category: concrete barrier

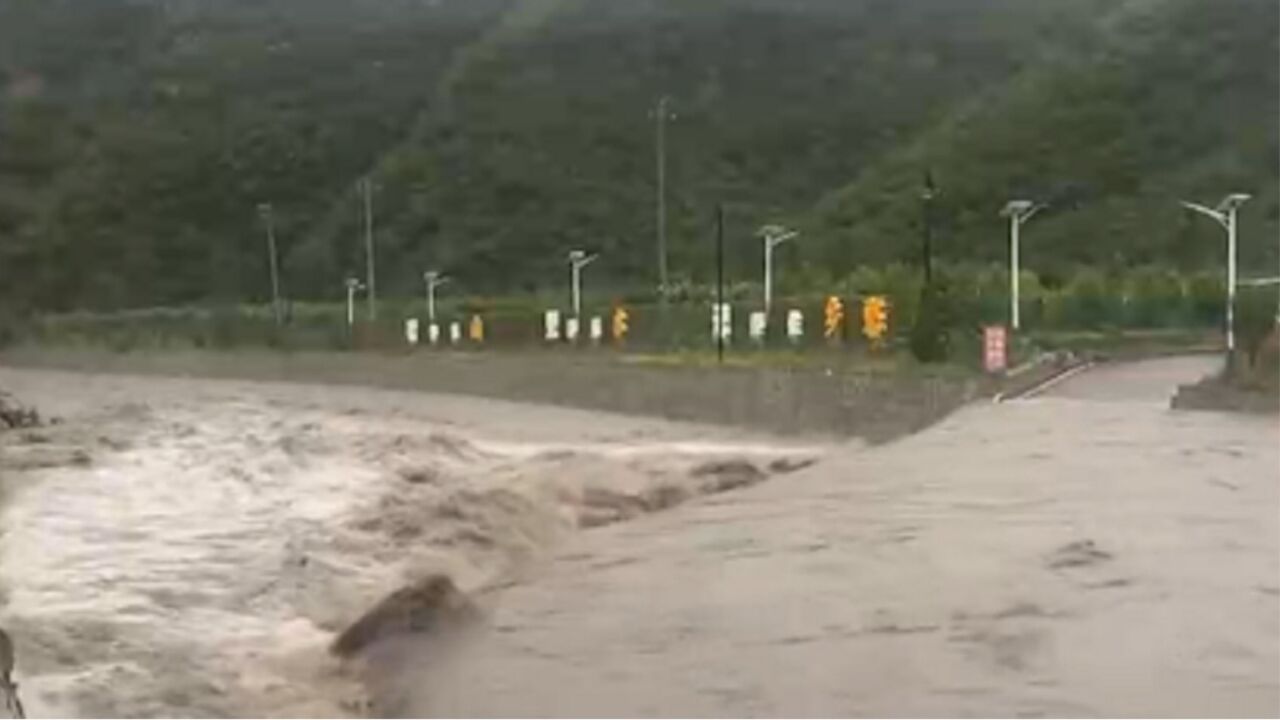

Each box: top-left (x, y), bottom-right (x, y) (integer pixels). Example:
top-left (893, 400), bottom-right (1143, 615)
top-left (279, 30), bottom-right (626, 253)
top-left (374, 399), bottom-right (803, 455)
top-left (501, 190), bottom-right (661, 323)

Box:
top-left (0, 347), bottom-right (988, 442)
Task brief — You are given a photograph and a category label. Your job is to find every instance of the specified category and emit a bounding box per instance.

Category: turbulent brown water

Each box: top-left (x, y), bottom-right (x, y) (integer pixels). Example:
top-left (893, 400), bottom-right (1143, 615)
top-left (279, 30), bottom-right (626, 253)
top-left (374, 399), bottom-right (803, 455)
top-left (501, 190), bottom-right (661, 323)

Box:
top-left (1, 358), bottom-right (1275, 718)
top-left (396, 356), bottom-right (1279, 717)
top-left (0, 368), bottom-right (823, 717)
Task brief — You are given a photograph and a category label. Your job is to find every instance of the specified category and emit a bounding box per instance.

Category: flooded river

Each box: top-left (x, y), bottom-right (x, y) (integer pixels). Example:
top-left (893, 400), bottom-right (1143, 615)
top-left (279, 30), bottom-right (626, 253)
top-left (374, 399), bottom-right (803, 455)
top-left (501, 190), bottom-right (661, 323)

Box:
top-left (0, 357), bottom-right (1275, 717)
top-left (0, 369), bottom-right (821, 717)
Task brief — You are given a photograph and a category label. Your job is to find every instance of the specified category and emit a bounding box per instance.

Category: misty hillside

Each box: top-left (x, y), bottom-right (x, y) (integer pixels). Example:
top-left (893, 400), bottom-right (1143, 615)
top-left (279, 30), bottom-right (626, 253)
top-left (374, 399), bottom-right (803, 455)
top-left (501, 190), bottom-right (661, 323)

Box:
top-left (809, 0), bottom-right (1279, 279)
top-left (0, 0), bottom-right (1274, 310)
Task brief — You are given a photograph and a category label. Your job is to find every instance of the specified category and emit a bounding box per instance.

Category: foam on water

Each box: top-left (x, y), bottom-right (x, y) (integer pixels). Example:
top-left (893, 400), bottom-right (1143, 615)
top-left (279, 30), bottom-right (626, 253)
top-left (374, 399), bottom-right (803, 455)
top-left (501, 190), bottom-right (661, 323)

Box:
top-left (0, 384), bottom-right (820, 717)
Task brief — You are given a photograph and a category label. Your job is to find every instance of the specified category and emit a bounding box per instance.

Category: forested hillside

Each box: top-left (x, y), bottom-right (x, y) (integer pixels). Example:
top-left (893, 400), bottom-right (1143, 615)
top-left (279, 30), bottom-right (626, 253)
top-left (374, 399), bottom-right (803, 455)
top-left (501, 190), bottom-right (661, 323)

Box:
top-left (0, 0), bottom-right (512, 308)
top-left (809, 0), bottom-right (1279, 280)
top-left (0, 0), bottom-right (1274, 311)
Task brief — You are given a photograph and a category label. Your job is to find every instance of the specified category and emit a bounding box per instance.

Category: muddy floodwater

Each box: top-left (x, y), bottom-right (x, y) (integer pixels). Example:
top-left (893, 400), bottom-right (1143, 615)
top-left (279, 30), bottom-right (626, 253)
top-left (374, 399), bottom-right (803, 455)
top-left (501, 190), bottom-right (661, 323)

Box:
top-left (0, 367), bottom-right (824, 717)
top-left (0, 356), bottom-right (1276, 718)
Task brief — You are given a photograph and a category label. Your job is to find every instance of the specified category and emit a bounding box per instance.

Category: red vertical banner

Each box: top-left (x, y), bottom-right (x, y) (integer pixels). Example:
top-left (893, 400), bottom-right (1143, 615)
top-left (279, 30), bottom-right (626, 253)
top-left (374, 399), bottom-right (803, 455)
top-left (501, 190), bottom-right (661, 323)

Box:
top-left (984, 325), bottom-right (1008, 373)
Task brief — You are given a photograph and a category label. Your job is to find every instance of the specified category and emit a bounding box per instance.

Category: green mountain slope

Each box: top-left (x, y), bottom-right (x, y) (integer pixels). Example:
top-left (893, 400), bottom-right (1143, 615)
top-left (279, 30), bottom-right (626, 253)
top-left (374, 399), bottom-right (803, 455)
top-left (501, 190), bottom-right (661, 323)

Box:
top-left (807, 0), bottom-right (1279, 280)
top-left (0, 0), bottom-right (1273, 311)
top-left (0, 0), bottom-right (512, 310)
top-left (297, 0), bottom-right (1115, 298)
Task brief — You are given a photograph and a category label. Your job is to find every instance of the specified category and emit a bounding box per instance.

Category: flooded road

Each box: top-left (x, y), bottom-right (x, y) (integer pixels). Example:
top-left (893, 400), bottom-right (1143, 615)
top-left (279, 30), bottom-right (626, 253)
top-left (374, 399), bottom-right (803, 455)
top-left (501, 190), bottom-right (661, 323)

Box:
top-left (400, 356), bottom-right (1279, 718)
top-left (0, 357), bottom-right (1274, 717)
top-left (0, 369), bottom-right (822, 717)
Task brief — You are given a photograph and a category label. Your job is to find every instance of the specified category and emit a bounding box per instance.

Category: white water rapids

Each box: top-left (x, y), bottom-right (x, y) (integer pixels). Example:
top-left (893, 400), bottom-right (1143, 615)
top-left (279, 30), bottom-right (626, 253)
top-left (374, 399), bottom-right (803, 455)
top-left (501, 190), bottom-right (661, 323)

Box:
top-left (0, 369), bottom-right (822, 717)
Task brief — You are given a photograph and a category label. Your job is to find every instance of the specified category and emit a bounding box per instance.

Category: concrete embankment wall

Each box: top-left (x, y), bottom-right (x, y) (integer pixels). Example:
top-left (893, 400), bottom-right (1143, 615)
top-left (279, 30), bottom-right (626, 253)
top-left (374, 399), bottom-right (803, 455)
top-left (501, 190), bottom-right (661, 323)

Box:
top-left (0, 347), bottom-right (990, 441)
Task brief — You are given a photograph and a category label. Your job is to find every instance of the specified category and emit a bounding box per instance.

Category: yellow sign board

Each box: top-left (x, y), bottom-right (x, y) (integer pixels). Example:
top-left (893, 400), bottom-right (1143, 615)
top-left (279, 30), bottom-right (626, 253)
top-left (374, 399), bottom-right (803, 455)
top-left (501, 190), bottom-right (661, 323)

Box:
top-left (611, 306), bottom-right (630, 342)
top-left (823, 296), bottom-right (845, 340)
top-left (862, 295), bottom-right (890, 342)
top-left (468, 315), bottom-right (485, 342)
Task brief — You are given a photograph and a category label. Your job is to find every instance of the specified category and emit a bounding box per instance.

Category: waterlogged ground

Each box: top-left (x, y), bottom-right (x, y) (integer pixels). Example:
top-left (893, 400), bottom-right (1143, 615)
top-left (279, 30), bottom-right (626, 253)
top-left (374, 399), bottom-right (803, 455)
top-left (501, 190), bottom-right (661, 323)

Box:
top-left (396, 357), bottom-right (1280, 718)
top-left (0, 369), bottom-right (823, 717)
top-left (0, 357), bottom-right (1275, 718)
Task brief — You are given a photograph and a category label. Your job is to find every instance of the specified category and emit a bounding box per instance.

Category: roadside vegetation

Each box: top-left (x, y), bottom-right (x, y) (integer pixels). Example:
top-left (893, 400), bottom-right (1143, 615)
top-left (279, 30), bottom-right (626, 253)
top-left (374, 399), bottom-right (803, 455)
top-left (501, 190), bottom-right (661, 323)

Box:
top-left (10, 263), bottom-right (1248, 363)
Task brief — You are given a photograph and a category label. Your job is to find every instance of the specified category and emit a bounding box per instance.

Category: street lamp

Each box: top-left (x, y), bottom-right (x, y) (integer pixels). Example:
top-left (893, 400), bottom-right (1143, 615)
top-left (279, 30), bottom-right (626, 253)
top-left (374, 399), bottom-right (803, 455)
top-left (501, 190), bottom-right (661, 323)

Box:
top-left (759, 224), bottom-right (798, 318)
top-left (256, 203), bottom-right (283, 327)
top-left (423, 270), bottom-right (450, 325)
top-left (568, 250), bottom-right (598, 319)
top-left (1181, 193), bottom-right (1251, 352)
top-left (344, 277), bottom-right (365, 328)
top-left (1000, 200), bottom-right (1044, 332)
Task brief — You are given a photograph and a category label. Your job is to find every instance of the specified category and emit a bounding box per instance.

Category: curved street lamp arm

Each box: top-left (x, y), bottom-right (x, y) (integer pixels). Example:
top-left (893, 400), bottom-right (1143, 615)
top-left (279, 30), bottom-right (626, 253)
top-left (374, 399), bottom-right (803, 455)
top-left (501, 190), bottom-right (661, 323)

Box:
top-left (1181, 200), bottom-right (1229, 228)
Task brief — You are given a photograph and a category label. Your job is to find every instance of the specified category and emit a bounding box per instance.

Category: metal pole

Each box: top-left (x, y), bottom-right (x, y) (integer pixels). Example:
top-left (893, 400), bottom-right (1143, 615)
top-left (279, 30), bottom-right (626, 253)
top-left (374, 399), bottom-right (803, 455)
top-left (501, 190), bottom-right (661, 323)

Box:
top-left (1227, 208), bottom-right (1238, 352)
top-left (764, 238), bottom-right (773, 318)
top-left (1010, 216), bottom-right (1021, 332)
top-left (572, 261), bottom-right (582, 318)
top-left (346, 281), bottom-right (357, 327)
top-left (424, 272), bottom-right (449, 326)
top-left (655, 96), bottom-right (670, 296)
top-left (716, 204), bottom-right (725, 365)
top-left (760, 227), bottom-right (796, 325)
top-left (362, 178), bottom-right (376, 321)
top-left (260, 204), bottom-right (282, 327)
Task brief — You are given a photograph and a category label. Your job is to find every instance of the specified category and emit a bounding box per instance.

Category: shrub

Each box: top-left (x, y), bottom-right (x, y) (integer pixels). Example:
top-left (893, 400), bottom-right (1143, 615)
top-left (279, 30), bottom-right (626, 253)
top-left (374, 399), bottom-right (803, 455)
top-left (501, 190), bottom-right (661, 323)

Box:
top-left (909, 278), bottom-right (951, 363)
top-left (1234, 285), bottom-right (1280, 375)
top-left (1062, 268), bottom-right (1117, 329)
top-left (1124, 265), bottom-right (1186, 327)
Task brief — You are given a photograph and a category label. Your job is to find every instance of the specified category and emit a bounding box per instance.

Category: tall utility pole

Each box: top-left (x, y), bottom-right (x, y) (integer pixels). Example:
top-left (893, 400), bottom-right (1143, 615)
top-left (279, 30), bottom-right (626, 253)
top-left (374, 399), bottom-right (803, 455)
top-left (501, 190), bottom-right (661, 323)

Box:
top-left (257, 203), bottom-right (283, 327)
top-left (360, 177), bottom-right (376, 321)
top-left (1000, 200), bottom-right (1044, 332)
top-left (653, 96), bottom-right (674, 297)
top-left (1182, 193), bottom-right (1252, 352)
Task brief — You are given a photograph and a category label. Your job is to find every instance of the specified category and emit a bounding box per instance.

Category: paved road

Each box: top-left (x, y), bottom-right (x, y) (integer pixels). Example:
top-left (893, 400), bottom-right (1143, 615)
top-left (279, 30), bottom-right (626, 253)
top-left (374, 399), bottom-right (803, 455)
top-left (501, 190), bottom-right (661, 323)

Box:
top-left (1035, 354), bottom-right (1222, 403)
top-left (398, 358), bottom-right (1278, 718)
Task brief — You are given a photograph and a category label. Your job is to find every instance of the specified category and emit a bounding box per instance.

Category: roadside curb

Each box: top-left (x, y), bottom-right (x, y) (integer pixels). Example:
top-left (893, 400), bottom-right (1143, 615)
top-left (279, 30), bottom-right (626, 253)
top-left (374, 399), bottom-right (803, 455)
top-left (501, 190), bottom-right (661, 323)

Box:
top-left (992, 353), bottom-right (1093, 403)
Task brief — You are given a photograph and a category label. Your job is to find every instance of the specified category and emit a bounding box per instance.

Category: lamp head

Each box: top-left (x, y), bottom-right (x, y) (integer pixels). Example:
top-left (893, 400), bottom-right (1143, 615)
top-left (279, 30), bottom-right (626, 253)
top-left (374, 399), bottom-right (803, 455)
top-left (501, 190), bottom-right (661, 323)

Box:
top-left (1217, 194), bottom-right (1252, 213)
top-left (758, 224), bottom-right (798, 244)
top-left (1001, 200), bottom-right (1034, 218)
